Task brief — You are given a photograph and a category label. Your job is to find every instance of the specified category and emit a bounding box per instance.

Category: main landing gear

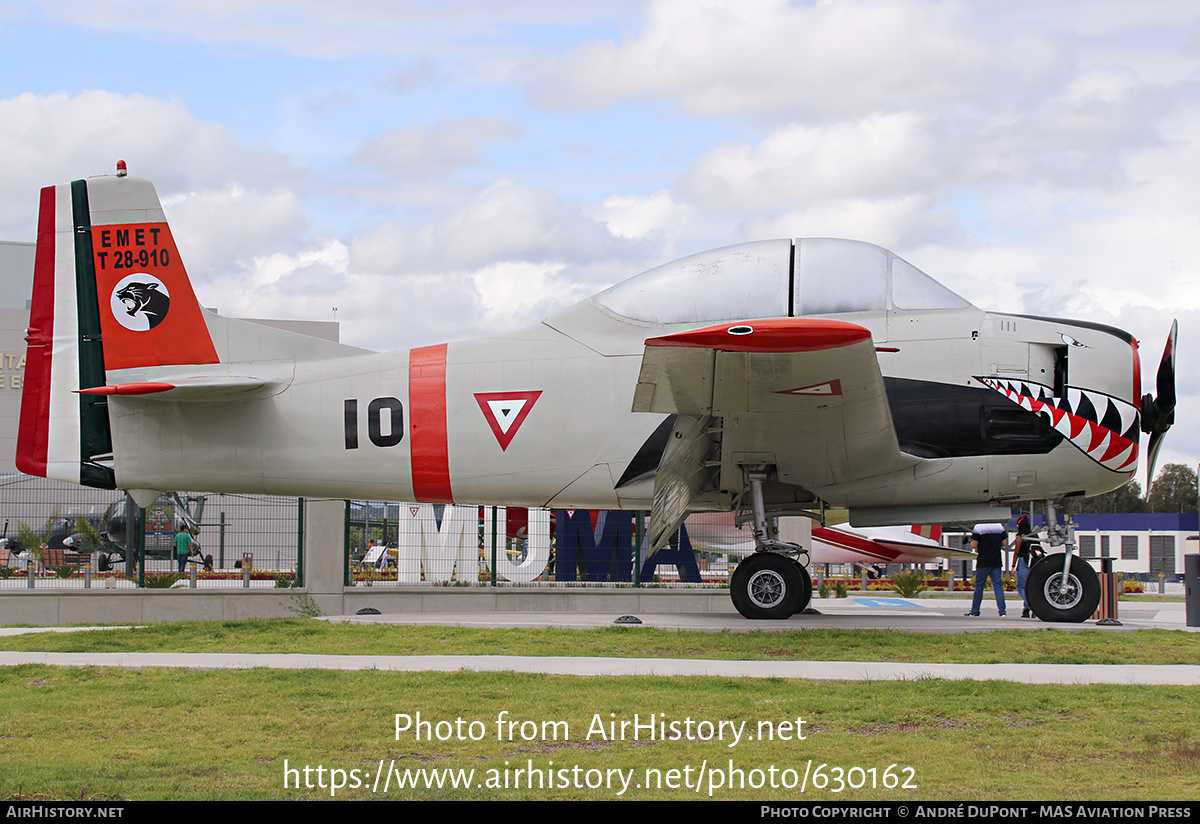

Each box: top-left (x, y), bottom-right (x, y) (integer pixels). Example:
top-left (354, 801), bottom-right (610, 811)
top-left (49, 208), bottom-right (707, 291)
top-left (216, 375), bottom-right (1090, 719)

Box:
top-left (729, 468), bottom-right (814, 620)
top-left (730, 552), bottom-right (812, 619)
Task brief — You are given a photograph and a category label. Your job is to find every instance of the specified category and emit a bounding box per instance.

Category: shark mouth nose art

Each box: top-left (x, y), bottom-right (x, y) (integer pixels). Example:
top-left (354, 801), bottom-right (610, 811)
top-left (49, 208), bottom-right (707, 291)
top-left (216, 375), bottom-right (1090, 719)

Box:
top-left (976, 377), bottom-right (1140, 473)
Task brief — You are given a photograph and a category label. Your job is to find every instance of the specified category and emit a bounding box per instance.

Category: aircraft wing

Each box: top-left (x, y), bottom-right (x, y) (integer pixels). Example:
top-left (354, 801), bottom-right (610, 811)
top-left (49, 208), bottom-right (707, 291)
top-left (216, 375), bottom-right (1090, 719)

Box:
top-left (812, 526), bottom-right (975, 564)
top-left (633, 318), bottom-right (914, 490)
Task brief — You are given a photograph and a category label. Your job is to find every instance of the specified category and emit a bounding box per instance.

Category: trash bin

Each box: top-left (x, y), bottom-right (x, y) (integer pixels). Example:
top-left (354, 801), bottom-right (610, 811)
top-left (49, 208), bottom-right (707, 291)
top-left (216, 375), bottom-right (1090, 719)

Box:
top-left (1185, 555), bottom-right (1199, 628)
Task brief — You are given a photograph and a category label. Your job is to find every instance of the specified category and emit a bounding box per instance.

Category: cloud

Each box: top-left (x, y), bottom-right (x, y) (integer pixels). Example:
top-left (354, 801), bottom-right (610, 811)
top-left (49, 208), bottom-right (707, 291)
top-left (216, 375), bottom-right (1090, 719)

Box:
top-left (524, 0), bottom-right (1070, 120)
top-left (0, 90), bottom-right (294, 239)
top-left (20, 0), bottom-right (638, 60)
top-left (201, 238), bottom-right (349, 320)
top-left (384, 57), bottom-right (450, 94)
top-left (350, 117), bottom-right (525, 179)
top-left (349, 177), bottom-right (638, 275)
top-left (163, 186), bottom-right (310, 282)
top-left (683, 113), bottom-right (941, 210)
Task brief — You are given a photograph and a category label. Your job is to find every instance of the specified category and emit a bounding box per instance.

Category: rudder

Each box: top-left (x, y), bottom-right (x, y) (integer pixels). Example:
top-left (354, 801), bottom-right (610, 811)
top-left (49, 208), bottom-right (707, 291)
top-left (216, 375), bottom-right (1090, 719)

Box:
top-left (16, 172), bottom-right (219, 488)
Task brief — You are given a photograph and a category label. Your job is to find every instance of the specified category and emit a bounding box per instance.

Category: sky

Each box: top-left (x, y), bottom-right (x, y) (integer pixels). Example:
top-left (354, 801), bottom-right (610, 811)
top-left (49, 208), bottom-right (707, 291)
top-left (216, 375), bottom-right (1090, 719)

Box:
top-left (0, 0), bottom-right (1196, 478)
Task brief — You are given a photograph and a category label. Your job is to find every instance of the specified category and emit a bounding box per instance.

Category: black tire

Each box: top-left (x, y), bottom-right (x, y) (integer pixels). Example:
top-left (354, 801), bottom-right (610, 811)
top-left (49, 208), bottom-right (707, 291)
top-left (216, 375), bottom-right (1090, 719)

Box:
top-left (730, 553), bottom-right (804, 619)
top-left (1026, 554), bottom-right (1100, 623)
top-left (204, 554), bottom-right (214, 572)
top-left (792, 565), bottom-right (813, 614)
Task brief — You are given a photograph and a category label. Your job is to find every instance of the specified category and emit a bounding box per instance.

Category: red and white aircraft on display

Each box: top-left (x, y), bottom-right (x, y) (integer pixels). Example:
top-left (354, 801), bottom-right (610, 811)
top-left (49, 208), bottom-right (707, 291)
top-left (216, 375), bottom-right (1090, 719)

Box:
top-left (16, 167), bottom-right (1178, 621)
top-left (681, 512), bottom-right (968, 571)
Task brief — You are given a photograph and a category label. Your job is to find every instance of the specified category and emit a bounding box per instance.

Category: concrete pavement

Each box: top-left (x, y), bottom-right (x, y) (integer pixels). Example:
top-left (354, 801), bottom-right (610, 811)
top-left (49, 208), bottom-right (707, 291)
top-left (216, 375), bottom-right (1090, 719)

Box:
top-left (0, 595), bottom-right (1194, 684)
top-left (0, 649), bottom-right (1196, 684)
top-left (330, 594), bottom-right (1196, 633)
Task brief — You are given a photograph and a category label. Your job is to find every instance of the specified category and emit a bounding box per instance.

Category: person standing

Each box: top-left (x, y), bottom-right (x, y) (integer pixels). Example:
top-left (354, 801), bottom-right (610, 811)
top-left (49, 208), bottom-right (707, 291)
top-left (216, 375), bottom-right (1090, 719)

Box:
top-left (966, 522), bottom-right (1007, 616)
top-left (1011, 514), bottom-right (1034, 618)
top-left (173, 528), bottom-right (193, 574)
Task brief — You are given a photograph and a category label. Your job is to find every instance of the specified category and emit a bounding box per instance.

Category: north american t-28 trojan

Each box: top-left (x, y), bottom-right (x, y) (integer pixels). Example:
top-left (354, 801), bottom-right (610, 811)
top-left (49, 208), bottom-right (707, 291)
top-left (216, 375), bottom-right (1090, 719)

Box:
top-left (17, 167), bottom-right (1178, 622)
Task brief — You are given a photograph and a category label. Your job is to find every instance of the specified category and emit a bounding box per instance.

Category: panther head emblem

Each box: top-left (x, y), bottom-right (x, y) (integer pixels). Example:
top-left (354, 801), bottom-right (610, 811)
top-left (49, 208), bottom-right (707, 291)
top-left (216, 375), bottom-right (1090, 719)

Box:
top-left (110, 275), bottom-right (171, 331)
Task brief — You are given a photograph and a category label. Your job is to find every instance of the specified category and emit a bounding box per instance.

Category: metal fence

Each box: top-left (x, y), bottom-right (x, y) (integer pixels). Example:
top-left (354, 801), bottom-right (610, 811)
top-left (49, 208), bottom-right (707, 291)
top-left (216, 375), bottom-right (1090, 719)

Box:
top-left (0, 483), bottom-right (878, 590)
top-left (0, 475), bottom-right (300, 588)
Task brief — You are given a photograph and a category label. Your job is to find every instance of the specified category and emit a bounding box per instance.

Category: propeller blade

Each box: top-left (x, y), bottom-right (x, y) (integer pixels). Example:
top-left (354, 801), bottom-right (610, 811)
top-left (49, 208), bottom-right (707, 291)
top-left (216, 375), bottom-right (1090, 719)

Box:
top-left (1146, 430), bottom-right (1166, 492)
top-left (1143, 319), bottom-right (1178, 488)
top-left (1156, 319), bottom-right (1177, 412)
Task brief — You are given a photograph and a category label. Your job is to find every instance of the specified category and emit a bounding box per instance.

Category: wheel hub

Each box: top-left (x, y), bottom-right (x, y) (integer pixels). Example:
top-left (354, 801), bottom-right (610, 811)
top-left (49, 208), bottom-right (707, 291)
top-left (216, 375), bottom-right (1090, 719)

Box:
top-left (1045, 572), bottom-right (1082, 609)
top-left (747, 569), bottom-right (786, 609)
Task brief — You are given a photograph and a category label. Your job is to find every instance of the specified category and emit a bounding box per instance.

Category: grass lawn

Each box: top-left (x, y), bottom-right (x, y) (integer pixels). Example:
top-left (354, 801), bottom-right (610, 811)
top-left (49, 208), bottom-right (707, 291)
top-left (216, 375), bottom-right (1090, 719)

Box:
top-left (1, 619), bottom-right (1198, 801)
top-left (2, 666), bottom-right (1198, 801)
top-left (0, 619), bottom-right (1197, 665)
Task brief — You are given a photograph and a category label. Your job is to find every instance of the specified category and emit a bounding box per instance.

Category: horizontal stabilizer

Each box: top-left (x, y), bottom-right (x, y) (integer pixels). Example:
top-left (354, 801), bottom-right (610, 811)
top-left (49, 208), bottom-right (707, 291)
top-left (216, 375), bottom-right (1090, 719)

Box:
top-left (75, 375), bottom-right (276, 401)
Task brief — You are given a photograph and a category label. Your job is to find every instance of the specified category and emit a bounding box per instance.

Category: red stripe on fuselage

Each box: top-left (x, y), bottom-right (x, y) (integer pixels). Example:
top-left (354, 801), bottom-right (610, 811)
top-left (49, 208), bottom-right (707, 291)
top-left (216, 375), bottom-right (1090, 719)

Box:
top-left (409, 343), bottom-right (453, 503)
top-left (15, 186), bottom-right (58, 477)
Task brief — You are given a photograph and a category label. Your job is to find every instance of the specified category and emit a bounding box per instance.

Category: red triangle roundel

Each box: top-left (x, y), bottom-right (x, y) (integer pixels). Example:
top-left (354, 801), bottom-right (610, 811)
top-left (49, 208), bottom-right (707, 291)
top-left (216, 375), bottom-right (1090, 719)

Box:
top-left (474, 391), bottom-right (543, 451)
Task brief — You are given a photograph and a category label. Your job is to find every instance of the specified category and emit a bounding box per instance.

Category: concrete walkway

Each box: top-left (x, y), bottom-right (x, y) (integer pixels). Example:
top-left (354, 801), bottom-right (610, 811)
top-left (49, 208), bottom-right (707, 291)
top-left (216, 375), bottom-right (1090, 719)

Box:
top-left (331, 595), bottom-right (1196, 633)
top-left (0, 652), bottom-right (1195, 681)
top-left (0, 597), bottom-right (1196, 684)
top-left (0, 650), bottom-right (1196, 684)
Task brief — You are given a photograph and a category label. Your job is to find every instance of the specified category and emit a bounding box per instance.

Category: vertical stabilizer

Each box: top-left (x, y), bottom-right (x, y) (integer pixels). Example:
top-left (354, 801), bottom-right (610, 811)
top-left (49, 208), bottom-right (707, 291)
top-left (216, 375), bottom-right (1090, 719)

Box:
top-left (16, 173), bottom-right (219, 488)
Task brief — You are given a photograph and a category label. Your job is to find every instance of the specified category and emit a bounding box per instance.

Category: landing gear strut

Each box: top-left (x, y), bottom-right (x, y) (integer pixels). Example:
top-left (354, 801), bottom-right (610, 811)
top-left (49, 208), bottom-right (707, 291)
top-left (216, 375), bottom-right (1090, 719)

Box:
top-left (728, 468), bottom-right (814, 620)
top-left (1026, 499), bottom-right (1101, 623)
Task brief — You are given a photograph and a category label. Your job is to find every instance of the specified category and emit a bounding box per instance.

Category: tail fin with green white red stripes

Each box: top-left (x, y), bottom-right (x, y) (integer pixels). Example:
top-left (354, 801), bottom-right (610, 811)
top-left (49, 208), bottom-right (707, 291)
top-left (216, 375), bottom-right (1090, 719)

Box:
top-left (16, 167), bottom-right (219, 488)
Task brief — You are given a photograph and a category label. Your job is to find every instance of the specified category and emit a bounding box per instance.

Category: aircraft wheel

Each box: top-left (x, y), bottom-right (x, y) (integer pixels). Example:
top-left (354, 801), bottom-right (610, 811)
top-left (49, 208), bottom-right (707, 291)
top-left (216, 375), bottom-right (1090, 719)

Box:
top-left (204, 554), bottom-right (214, 571)
top-left (792, 564), bottom-right (813, 614)
top-left (97, 553), bottom-right (113, 572)
top-left (730, 553), bottom-right (803, 620)
top-left (1026, 554), bottom-right (1100, 623)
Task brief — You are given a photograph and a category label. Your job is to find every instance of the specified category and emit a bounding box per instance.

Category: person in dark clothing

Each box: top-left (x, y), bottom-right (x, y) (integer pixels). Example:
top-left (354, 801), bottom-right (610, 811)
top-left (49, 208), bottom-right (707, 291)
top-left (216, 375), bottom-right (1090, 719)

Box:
top-left (1010, 514), bottom-right (1035, 618)
top-left (966, 522), bottom-right (1007, 616)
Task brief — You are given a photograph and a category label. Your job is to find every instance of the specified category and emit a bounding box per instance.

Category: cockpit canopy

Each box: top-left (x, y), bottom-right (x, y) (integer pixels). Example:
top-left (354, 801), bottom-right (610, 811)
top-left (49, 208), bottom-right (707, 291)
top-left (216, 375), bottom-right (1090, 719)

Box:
top-left (591, 238), bottom-right (971, 324)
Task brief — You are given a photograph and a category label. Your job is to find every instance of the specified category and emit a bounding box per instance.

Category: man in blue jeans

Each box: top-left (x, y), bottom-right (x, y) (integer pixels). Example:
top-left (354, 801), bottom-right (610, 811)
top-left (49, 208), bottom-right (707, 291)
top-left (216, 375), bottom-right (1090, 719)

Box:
top-left (966, 523), bottom-right (1007, 616)
top-left (173, 528), bottom-right (194, 574)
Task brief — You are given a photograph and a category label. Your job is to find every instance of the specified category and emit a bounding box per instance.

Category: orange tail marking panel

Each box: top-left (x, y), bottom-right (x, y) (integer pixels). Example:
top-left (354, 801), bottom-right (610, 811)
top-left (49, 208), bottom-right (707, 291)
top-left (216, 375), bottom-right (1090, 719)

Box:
top-left (92, 222), bottom-right (218, 370)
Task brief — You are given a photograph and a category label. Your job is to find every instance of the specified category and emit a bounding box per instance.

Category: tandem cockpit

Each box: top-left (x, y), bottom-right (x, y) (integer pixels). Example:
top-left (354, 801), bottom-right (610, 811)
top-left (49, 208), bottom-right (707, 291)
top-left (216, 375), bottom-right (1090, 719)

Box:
top-left (589, 238), bottom-right (973, 325)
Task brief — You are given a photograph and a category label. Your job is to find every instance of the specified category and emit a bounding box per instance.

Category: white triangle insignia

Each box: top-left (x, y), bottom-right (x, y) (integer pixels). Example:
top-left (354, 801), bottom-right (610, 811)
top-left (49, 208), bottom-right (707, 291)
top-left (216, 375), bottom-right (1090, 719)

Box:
top-left (486, 398), bottom-right (527, 434)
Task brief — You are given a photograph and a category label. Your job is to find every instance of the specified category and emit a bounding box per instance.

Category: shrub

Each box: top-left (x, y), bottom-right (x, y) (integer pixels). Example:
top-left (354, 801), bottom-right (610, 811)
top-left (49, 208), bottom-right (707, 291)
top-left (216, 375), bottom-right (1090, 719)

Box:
top-left (143, 572), bottom-right (182, 588)
top-left (891, 569), bottom-right (927, 598)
